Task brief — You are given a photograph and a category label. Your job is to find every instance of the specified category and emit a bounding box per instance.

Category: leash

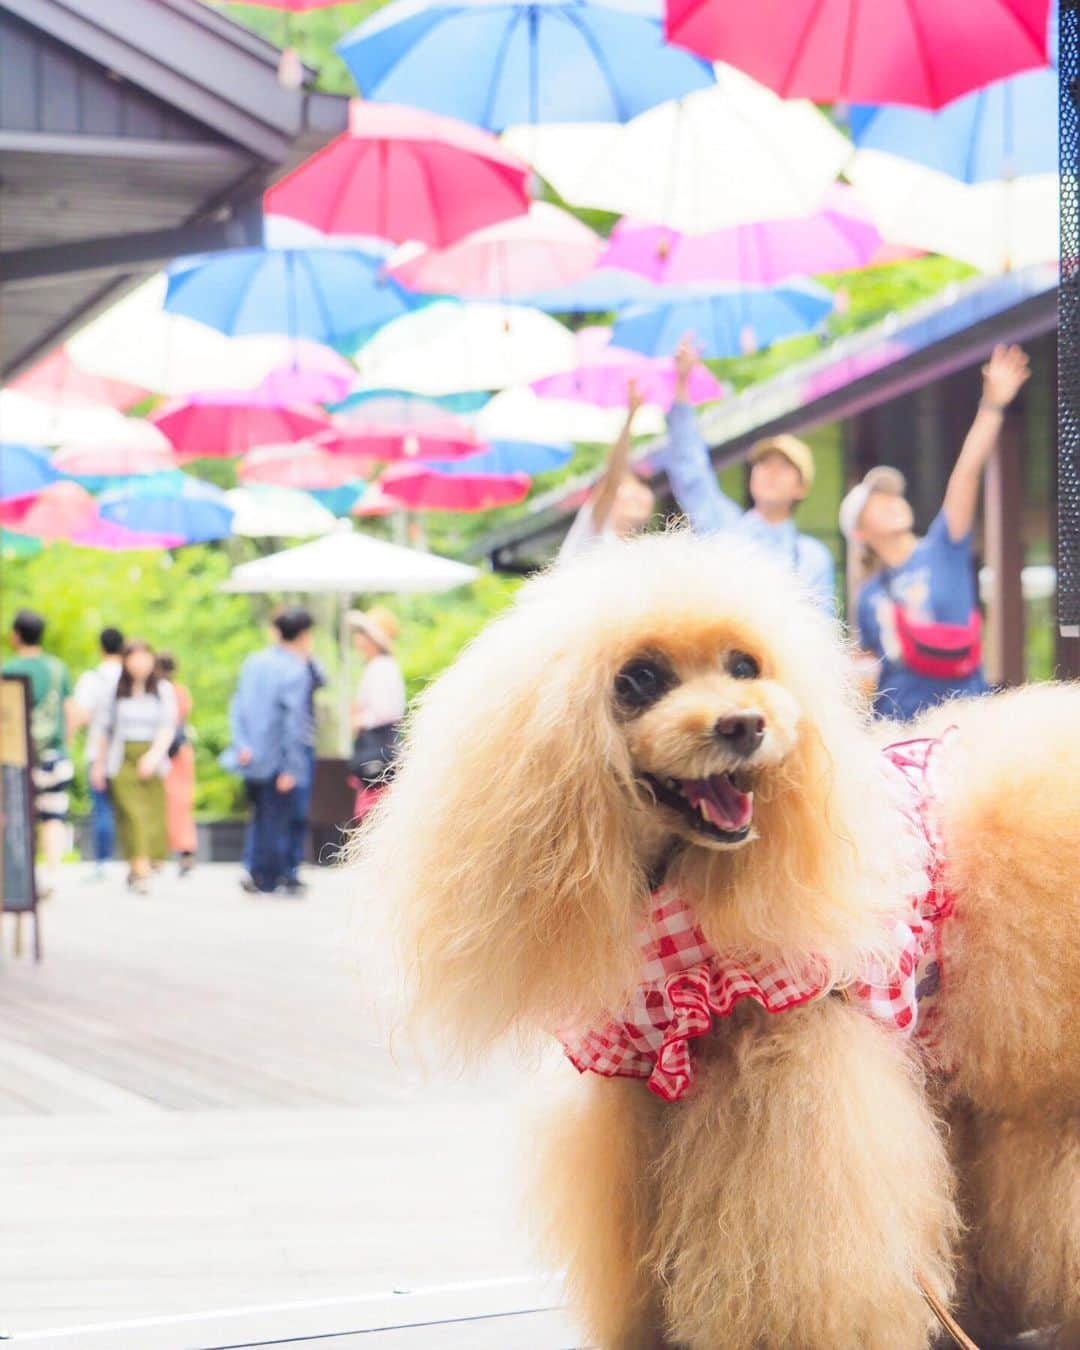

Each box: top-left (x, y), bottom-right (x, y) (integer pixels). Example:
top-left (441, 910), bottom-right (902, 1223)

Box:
top-left (917, 1271), bottom-right (980, 1350)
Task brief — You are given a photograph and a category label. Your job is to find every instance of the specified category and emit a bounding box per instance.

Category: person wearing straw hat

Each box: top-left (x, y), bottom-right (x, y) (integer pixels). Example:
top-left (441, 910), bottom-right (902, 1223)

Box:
top-left (840, 343), bottom-right (1030, 721)
top-left (348, 606), bottom-right (406, 823)
top-left (659, 337), bottom-right (835, 611)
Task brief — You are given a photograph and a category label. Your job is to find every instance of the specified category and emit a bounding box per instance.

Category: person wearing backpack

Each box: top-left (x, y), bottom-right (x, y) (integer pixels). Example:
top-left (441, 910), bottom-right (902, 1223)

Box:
top-left (841, 344), bottom-right (1030, 721)
top-left (3, 609), bottom-right (74, 896)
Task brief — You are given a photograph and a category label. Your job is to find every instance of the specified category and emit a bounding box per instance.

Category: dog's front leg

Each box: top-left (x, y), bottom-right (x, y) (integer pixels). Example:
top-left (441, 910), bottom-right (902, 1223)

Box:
top-left (647, 1000), bottom-right (958, 1350)
top-left (535, 1075), bottom-right (671, 1350)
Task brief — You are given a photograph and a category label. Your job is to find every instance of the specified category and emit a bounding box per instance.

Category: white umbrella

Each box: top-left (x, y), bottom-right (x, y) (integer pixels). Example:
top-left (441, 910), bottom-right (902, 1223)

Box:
top-left (351, 301), bottom-right (577, 395)
top-left (503, 65), bottom-right (850, 234)
top-left (846, 152), bottom-right (1057, 273)
top-left (222, 528), bottom-right (478, 751)
top-left (475, 385), bottom-right (666, 443)
top-left (224, 487), bottom-right (338, 539)
top-left (66, 276), bottom-right (311, 396)
top-left (0, 393), bottom-right (169, 450)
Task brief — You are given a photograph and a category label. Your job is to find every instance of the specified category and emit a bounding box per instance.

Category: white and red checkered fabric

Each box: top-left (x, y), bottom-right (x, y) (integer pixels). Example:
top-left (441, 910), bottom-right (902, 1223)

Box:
top-left (556, 735), bottom-right (953, 1103)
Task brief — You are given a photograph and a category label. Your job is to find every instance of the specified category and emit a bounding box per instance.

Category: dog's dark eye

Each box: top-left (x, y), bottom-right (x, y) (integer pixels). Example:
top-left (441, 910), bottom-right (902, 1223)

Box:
top-left (727, 651), bottom-right (760, 681)
top-left (615, 658), bottom-right (675, 712)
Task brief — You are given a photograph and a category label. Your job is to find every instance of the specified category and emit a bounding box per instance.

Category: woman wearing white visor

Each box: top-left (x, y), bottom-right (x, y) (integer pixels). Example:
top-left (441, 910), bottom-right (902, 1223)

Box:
top-left (840, 344), bottom-right (1030, 720)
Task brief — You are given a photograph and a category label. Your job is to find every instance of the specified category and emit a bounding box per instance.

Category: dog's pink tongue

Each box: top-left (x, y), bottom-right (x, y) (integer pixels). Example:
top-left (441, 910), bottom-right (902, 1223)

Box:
top-left (687, 775), bottom-right (753, 832)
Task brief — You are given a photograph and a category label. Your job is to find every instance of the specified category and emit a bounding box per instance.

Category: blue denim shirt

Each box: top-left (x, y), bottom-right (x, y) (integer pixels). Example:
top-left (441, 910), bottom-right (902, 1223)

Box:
top-left (658, 403), bottom-right (836, 613)
top-left (229, 646), bottom-right (314, 784)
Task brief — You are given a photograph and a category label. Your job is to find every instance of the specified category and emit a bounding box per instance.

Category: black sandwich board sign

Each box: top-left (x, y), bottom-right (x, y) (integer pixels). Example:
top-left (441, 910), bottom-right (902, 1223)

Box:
top-left (1, 675), bottom-right (42, 959)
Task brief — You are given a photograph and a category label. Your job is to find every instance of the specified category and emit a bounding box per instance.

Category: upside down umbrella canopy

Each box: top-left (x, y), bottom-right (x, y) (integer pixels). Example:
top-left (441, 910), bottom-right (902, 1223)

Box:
top-left (337, 0), bottom-right (715, 132)
top-left (265, 102), bottom-right (532, 246)
top-left (51, 443), bottom-right (179, 479)
top-left (152, 393), bottom-right (330, 460)
top-left (1, 442), bottom-right (60, 501)
top-left (239, 444), bottom-right (373, 490)
top-left (531, 325), bottom-right (726, 408)
top-left (98, 476), bottom-right (235, 544)
top-left (379, 463), bottom-right (530, 511)
top-left (0, 482), bottom-right (99, 539)
top-left (664, 0), bottom-right (1050, 109)
top-left (10, 347), bottom-right (151, 411)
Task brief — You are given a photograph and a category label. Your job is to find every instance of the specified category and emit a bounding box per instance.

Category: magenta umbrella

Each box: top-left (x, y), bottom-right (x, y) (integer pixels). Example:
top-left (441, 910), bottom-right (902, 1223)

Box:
top-left (11, 347), bottom-right (151, 411)
top-left (665, 0), bottom-right (1050, 108)
top-left (599, 188), bottom-right (882, 286)
top-left (387, 204), bottom-right (602, 300)
top-left (265, 102), bottom-right (531, 247)
top-left (69, 519), bottom-right (184, 551)
top-left (239, 444), bottom-right (373, 490)
top-left (318, 410), bottom-right (481, 462)
top-left (152, 393), bottom-right (330, 461)
top-left (252, 341), bottom-right (357, 406)
top-left (531, 326), bottom-right (725, 410)
top-left (379, 463), bottom-right (529, 512)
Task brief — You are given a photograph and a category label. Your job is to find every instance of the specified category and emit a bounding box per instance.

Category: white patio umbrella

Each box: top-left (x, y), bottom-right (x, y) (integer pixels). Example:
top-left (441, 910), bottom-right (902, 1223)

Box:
top-left (222, 527), bottom-right (478, 751)
top-left (0, 393), bottom-right (169, 450)
top-left (475, 385), bottom-right (665, 443)
top-left (846, 153), bottom-right (1057, 272)
top-left (350, 301), bottom-right (577, 395)
top-left (503, 65), bottom-right (850, 234)
top-left (224, 486), bottom-right (338, 539)
top-left (66, 275), bottom-right (313, 396)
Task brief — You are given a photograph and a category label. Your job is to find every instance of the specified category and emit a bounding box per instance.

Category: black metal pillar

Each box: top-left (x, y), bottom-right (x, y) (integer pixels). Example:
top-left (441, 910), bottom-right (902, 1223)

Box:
top-left (1059, 0), bottom-right (1080, 635)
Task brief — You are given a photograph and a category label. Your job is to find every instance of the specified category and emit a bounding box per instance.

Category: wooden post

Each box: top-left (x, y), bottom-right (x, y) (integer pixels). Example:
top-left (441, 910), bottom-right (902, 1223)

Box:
top-left (983, 413), bottom-right (1026, 686)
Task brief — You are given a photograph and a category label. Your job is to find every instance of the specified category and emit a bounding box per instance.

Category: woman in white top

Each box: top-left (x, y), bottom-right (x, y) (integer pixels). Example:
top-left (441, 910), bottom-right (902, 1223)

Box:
top-left (90, 638), bottom-right (177, 894)
top-left (348, 606), bottom-right (406, 822)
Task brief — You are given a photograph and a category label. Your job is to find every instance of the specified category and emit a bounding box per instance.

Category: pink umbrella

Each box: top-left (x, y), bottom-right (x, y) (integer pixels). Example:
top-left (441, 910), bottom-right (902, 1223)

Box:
top-left (665, 0), bottom-right (1050, 109)
top-left (239, 444), bottom-right (373, 490)
top-left (69, 519), bottom-right (184, 551)
top-left (11, 347), bottom-right (151, 411)
top-left (379, 464), bottom-right (530, 512)
top-left (387, 203), bottom-right (602, 299)
top-left (228, 1), bottom-right (346, 9)
top-left (0, 482), bottom-right (98, 539)
top-left (152, 392), bottom-right (330, 461)
top-left (52, 443), bottom-right (179, 478)
top-left (599, 188), bottom-right (883, 286)
top-left (265, 101), bottom-right (531, 247)
top-left (531, 327), bottom-right (726, 411)
top-left (252, 341), bottom-right (357, 406)
top-left (317, 411), bottom-right (481, 463)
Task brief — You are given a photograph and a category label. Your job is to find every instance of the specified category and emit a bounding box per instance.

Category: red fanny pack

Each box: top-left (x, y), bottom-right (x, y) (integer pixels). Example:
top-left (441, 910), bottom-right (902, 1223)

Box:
top-left (891, 604), bottom-right (983, 680)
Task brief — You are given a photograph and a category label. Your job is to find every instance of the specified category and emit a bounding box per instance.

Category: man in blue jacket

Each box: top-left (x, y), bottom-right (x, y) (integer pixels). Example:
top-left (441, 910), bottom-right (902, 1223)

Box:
top-left (230, 607), bottom-right (316, 895)
top-left (658, 338), bottom-right (836, 612)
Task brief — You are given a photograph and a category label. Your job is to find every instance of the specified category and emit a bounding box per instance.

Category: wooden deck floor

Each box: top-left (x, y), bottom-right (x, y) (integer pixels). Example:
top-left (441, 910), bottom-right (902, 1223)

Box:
top-left (0, 863), bottom-right (579, 1346)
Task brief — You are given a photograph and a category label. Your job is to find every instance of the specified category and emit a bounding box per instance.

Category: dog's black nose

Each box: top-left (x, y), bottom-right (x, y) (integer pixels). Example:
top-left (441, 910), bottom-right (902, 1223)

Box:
top-left (714, 714), bottom-right (765, 756)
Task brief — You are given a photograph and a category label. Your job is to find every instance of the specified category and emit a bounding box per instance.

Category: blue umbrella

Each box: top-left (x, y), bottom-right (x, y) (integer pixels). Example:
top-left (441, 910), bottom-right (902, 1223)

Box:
top-left (433, 440), bottom-right (573, 476)
top-left (849, 68), bottom-right (1056, 183)
top-left (165, 247), bottom-right (419, 345)
top-left (67, 469), bottom-right (187, 497)
top-left (612, 282), bottom-right (834, 359)
top-left (329, 387), bottom-right (492, 417)
top-left (98, 475), bottom-right (234, 544)
top-left (523, 267), bottom-right (667, 313)
top-left (337, 0), bottom-right (715, 132)
top-left (1, 442), bottom-right (59, 500)
top-left (310, 484), bottom-right (367, 516)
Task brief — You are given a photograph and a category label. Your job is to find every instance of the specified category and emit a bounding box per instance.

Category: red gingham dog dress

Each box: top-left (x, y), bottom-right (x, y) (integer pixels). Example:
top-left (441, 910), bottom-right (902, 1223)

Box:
top-left (557, 735), bottom-right (955, 1102)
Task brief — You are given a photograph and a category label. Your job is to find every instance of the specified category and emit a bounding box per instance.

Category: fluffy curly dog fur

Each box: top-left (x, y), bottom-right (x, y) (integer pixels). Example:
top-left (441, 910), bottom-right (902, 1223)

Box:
top-left (357, 532), bottom-right (1080, 1349)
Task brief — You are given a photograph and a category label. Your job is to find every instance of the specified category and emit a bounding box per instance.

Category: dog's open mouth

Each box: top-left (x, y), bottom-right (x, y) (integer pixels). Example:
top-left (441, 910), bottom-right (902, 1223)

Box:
top-left (644, 771), bottom-right (755, 843)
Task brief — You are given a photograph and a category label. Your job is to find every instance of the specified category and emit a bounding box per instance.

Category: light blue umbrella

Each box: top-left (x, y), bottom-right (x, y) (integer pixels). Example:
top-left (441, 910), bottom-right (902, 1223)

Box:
top-left (523, 267), bottom-right (666, 313)
top-left (329, 387), bottom-right (492, 417)
top-left (433, 440), bottom-right (573, 475)
top-left (1, 442), bottom-right (59, 500)
top-left (66, 469), bottom-right (187, 497)
top-left (98, 475), bottom-right (234, 544)
top-left (849, 68), bottom-right (1056, 183)
top-left (612, 282), bottom-right (834, 359)
top-left (337, 0), bottom-right (715, 132)
top-left (164, 247), bottom-right (419, 345)
top-left (310, 484), bottom-right (367, 516)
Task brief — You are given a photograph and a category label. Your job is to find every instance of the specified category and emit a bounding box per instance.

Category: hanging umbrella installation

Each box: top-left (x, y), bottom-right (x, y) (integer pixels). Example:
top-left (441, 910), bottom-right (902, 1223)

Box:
top-left (474, 385), bottom-right (666, 442)
top-left (386, 203), bottom-right (603, 299)
top-left (336, 0), bottom-right (715, 131)
top-left (532, 326), bottom-right (726, 408)
top-left (68, 519), bottom-right (186, 552)
top-left (0, 394), bottom-right (171, 452)
top-left (253, 345), bottom-right (357, 406)
top-left (10, 347), bottom-right (151, 411)
top-left (503, 67), bottom-right (851, 233)
top-left (0, 482), bottom-right (99, 539)
top-left (599, 187), bottom-right (883, 286)
top-left (521, 267), bottom-right (667, 314)
top-left (379, 462), bottom-right (531, 511)
top-left (265, 102), bottom-right (532, 246)
top-left (152, 392), bottom-right (331, 460)
top-left (51, 443), bottom-right (179, 480)
top-left (437, 441), bottom-right (573, 475)
top-left (225, 486), bottom-right (339, 538)
top-left (98, 476), bottom-right (235, 544)
top-left (318, 408), bottom-right (482, 462)
top-left (1, 443), bottom-right (61, 501)
top-left (664, 0), bottom-right (1050, 108)
top-left (611, 281), bottom-right (834, 358)
top-left (239, 444), bottom-right (373, 490)
top-left (164, 247), bottom-right (418, 347)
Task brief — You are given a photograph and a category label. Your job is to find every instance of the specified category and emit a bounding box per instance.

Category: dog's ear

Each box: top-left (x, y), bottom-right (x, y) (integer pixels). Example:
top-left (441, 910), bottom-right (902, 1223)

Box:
top-left (355, 612), bottom-right (647, 1057)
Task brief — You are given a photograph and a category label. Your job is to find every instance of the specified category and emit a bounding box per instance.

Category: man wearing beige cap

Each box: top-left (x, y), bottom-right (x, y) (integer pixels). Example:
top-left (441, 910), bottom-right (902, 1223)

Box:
top-left (659, 338), bottom-right (835, 610)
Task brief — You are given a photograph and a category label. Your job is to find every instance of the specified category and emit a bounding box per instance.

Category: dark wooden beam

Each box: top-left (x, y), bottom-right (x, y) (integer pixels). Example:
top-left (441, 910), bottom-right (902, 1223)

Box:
top-left (984, 411), bottom-right (1027, 685)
